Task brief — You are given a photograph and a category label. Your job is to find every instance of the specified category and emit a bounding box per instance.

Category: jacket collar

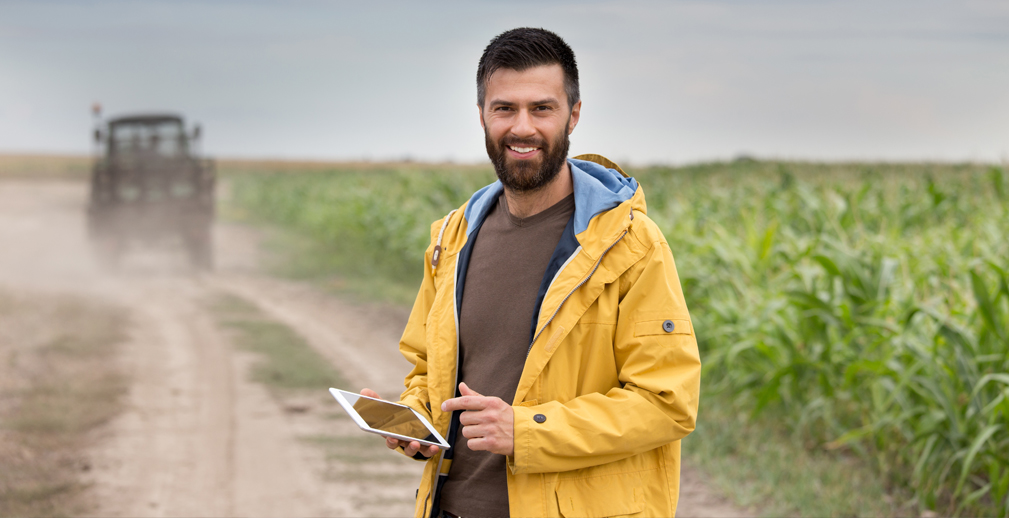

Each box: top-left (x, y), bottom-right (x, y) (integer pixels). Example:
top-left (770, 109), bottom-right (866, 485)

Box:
top-left (460, 157), bottom-right (641, 247)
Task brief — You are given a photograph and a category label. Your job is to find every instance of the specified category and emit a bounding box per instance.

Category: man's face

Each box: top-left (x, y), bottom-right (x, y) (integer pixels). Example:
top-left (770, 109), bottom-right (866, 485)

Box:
top-left (480, 64), bottom-right (581, 193)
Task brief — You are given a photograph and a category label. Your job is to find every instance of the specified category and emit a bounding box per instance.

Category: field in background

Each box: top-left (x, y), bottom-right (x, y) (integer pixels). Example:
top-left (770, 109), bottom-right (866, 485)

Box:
top-left (0, 153), bottom-right (450, 181)
top-left (226, 158), bottom-right (1009, 517)
top-left (0, 154), bottom-right (92, 180)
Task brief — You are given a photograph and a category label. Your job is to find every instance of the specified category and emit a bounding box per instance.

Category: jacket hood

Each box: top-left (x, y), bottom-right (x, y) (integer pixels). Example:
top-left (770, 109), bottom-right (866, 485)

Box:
top-left (462, 157), bottom-right (640, 239)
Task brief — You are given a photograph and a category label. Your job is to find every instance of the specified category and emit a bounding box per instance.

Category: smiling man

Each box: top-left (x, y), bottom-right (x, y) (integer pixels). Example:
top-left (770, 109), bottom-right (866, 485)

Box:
top-left (361, 28), bottom-right (701, 518)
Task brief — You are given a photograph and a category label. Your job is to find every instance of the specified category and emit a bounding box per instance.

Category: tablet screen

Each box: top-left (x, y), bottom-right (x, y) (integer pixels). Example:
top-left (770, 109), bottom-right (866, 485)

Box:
top-left (348, 393), bottom-right (431, 440)
top-left (330, 389), bottom-right (448, 448)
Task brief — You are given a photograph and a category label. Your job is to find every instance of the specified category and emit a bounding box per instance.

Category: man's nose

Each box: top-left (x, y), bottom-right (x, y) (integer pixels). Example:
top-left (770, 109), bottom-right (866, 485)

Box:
top-left (510, 109), bottom-right (536, 139)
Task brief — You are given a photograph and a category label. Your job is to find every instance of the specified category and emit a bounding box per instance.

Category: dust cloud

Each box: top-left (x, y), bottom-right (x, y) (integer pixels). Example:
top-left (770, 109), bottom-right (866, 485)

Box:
top-left (0, 178), bottom-right (423, 516)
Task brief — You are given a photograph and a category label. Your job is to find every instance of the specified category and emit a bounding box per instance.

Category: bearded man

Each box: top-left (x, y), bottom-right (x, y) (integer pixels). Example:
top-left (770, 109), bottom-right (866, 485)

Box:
top-left (361, 27), bottom-right (701, 518)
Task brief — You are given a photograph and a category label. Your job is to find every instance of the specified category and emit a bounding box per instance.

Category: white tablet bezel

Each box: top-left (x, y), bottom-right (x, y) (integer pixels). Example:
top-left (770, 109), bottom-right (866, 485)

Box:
top-left (328, 388), bottom-right (450, 450)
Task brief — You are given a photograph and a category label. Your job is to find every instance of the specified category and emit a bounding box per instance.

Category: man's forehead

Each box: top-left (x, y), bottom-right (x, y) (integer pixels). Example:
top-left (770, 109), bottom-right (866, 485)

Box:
top-left (485, 64), bottom-right (566, 102)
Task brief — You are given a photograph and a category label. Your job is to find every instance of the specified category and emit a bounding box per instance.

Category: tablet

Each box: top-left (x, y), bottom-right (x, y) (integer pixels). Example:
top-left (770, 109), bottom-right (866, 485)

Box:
top-left (328, 388), bottom-right (450, 450)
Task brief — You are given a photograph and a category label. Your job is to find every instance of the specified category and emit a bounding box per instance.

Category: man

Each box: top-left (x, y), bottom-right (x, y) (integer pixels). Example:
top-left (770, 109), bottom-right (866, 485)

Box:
top-left (361, 27), bottom-right (700, 517)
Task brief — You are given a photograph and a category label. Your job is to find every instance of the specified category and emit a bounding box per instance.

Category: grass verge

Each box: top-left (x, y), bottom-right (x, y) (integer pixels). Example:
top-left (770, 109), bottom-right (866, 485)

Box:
top-left (222, 162), bottom-right (495, 306)
top-left (206, 292), bottom-right (418, 497)
top-left (0, 289), bottom-right (128, 517)
top-left (207, 293), bottom-right (347, 394)
top-left (230, 226), bottom-right (420, 307)
top-left (683, 396), bottom-right (914, 517)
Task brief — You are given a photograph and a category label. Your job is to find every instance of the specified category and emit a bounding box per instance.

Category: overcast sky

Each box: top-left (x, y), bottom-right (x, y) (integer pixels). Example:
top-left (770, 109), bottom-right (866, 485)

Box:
top-left (1, 0), bottom-right (1007, 164)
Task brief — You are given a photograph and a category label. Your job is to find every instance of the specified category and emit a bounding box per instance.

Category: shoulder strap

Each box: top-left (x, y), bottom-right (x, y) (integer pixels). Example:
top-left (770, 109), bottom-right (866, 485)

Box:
top-left (431, 209), bottom-right (458, 276)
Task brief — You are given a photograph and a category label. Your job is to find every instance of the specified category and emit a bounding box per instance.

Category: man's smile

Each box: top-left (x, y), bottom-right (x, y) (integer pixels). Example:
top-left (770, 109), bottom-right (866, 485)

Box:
top-left (507, 145), bottom-right (540, 159)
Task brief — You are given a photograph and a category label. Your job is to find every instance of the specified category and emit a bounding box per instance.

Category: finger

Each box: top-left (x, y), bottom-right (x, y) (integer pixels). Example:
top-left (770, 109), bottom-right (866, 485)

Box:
top-left (461, 424), bottom-right (487, 439)
top-left (461, 406), bottom-right (492, 425)
top-left (441, 396), bottom-right (487, 412)
top-left (385, 437), bottom-right (399, 450)
top-left (423, 444), bottom-right (440, 457)
top-left (466, 437), bottom-right (490, 453)
top-left (458, 382), bottom-right (483, 397)
top-left (360, 388), bottom-right (380, 399)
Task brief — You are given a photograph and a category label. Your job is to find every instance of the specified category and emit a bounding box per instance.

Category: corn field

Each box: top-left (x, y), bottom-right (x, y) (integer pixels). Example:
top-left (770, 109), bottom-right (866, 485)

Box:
top-left (230, 161), bottom-right (1009, 517)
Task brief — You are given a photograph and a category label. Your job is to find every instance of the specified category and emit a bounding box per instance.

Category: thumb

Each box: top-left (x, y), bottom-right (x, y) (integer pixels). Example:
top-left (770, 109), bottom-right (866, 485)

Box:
top-left (458, 382), bottom-right (482, 397)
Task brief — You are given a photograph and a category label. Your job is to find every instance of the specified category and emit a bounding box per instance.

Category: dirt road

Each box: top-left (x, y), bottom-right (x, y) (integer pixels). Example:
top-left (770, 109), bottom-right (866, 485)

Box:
top-left (0, 179), bottom-right (748, 517)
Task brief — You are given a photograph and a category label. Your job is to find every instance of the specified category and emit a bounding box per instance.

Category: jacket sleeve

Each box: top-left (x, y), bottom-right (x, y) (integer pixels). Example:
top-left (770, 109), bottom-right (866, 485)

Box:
top-left (509, 238), bottom-right (701, 474)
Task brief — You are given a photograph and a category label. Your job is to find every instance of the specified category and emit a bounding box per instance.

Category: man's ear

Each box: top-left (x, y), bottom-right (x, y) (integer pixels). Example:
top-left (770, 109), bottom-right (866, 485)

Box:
top-left (568, 100), bottom-right (582, 135)
top-left (478, 105), bottom-right (485, 129)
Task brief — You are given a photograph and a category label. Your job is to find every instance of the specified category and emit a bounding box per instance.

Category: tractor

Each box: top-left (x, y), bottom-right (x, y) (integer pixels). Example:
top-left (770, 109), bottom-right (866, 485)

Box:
top-left (88, 111), bottom-right (215, 270)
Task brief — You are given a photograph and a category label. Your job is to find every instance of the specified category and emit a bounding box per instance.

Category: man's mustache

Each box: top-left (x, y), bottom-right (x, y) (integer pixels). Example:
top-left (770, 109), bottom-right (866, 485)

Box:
top-left (502, 138), bottom-right (547, 148)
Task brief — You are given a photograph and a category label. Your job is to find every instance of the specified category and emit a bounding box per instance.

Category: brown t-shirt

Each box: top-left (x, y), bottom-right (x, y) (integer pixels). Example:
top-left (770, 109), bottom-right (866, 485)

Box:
top-left (439, 192), bottom-right (575, 517)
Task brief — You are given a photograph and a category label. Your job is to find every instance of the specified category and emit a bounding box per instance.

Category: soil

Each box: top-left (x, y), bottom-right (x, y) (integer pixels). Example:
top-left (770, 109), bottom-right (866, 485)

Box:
top-left (0, 178), bottom-right (751, 517)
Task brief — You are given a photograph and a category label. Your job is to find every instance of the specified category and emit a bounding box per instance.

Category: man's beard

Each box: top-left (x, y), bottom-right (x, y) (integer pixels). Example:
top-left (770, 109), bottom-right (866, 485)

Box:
top-left (485, 121), bottom-right (570, 194)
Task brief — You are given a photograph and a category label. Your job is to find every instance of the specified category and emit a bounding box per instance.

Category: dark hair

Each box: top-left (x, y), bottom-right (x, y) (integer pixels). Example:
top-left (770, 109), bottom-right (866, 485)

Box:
top-left (477, 28), bottom-right (579, 109)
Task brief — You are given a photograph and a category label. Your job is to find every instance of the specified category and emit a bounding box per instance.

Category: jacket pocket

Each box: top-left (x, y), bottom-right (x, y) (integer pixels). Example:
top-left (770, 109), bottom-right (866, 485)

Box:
top-left (556, 471), bottom-right (644, 517)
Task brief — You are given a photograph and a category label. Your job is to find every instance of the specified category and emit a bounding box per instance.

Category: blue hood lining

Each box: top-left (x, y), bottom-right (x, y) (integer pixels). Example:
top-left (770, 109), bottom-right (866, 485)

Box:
top-left (568, 158), bottom-right (638, 235)
top-left (462, 182), bottom-right (502, 238)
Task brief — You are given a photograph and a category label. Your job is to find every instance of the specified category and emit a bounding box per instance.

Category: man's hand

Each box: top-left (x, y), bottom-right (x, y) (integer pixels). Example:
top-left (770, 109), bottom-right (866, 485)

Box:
top-left (359, 388), bottom-right (440, 458)
top-left (441, 382), bottom-right (514, 456)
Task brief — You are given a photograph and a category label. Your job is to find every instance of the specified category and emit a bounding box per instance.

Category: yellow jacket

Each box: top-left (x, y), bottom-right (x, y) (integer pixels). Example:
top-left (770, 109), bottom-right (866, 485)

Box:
top-left (398, 155), bottom-right (701, 517)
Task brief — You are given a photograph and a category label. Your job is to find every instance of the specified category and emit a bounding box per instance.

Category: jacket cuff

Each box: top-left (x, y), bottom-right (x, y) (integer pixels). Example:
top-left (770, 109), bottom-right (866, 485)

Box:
top-left (508, 405), bottom-right (541, 475)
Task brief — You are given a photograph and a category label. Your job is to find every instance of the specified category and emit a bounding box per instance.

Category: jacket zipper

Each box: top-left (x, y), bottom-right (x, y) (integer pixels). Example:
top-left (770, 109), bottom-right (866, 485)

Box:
top-left (542, 245), bottom-right (583, 315)
top-left (527, 229), bottom-right (628, 357)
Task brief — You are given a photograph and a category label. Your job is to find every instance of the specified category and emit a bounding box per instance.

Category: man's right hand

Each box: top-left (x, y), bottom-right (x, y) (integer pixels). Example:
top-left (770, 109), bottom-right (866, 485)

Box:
top-left (359, 388), bottom-right (440, 458)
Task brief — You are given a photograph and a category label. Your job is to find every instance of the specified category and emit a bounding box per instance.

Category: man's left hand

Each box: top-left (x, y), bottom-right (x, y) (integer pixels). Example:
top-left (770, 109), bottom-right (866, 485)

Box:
top-left (441, 382), bottom-right (514, 456)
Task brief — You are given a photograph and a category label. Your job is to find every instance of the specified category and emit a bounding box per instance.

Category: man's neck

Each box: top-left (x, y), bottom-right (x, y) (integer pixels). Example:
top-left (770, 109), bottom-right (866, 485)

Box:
top-left (502, 162), bottom-right (574, 219)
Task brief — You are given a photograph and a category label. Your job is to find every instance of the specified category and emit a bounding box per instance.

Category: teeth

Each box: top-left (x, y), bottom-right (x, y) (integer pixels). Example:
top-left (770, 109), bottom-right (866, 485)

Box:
top-left (509, 146), bottom-right (537, 153)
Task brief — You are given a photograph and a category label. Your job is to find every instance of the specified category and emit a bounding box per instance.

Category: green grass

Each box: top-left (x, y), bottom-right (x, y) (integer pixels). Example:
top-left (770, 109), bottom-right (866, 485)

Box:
top-left (225, 159), bottom-right (1009, 517)
top-left (225, 162), bottom-right (495, 303)
top-left (684, 401), bottom-right (912, 517)
top-left (256, 228), bottom-right (421, 306)
top-left (209, 293), bottom-right (347, 393)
